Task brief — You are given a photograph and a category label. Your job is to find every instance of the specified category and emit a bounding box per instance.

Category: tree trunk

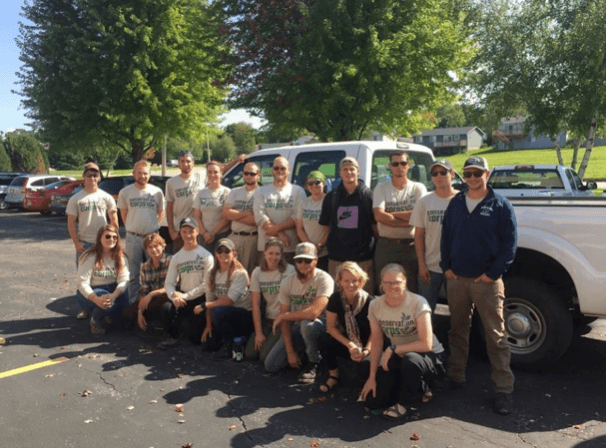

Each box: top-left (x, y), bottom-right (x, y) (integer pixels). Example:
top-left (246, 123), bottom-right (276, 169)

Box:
top-left (552, 137), bottom-right (564, 166)
top-left (571, 138), bottom-right (581, 170)
top-left (130, 139), bottom-right (147, 164)
top-left (577, 118), bottom-right (597, 179)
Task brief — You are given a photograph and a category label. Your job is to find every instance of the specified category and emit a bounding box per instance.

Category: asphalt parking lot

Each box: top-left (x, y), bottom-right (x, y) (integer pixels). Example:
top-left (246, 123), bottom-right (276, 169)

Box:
top-left (1, 210), bottom-right (606, 448)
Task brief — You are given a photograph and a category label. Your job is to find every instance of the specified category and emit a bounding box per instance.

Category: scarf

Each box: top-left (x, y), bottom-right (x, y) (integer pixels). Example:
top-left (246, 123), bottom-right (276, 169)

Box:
top-left (341, 289), bottom-right (369, 347)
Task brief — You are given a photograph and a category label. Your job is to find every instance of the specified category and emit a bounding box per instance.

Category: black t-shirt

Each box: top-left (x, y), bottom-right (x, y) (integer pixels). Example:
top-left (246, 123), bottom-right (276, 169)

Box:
top-left (319, 182), bottom-right (375, 261)
top-left (326, 291), bottom-right (373, 344)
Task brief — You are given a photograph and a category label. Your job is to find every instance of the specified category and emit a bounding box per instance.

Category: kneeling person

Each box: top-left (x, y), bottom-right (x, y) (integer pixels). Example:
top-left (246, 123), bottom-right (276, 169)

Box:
top-left (265, 242), bottom-right (334, 383)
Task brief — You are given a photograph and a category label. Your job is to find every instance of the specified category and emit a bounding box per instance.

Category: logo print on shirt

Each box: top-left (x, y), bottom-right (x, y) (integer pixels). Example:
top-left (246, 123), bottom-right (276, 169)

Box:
top-left (337, 206), bottom-right (359, 229)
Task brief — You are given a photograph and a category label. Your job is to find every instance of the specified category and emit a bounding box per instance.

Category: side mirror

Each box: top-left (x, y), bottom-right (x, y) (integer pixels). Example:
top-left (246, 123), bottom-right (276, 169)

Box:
top-left (585, 181), bottom-right (597, 190)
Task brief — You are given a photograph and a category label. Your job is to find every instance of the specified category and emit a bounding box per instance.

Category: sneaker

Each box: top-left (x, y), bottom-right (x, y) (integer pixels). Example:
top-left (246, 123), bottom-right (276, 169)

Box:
top-left (157, 337), bottom-right (180, 350)
top-left (76, 308), bottom-right (89, 320)
top-left (211, 344), bottom-right (233, 360)
top-left (493, 393), bottom-right (513, 416)
top-left (298, 363), bottom-right (319, 383)
top-left (89, 317), bottom-right (106, 335)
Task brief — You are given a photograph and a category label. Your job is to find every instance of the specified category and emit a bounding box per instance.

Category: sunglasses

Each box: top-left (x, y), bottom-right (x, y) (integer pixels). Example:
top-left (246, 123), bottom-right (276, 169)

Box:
top-left (390, 161), bottom-right (409, 167)
top-left (307, 180), bottom-right (322, 186)
top-left (431, 170), bottom-right (448, 177)
top-left (243, 171), bottom-right (259, 176)
top-left (216, 247), bottom-right (232, 254)
top-left (272, 166), bottom-right (287, 172)
top-left (463, 171), bottom-right (485, 179)
top-left (104, 234), bottom-right (118, 240)
top-left (85, 172), bottom-right (100, 178)
top-left (295, 258), bottom-right (313, 264)
top-left (383, 280), bottom-right (404, 287)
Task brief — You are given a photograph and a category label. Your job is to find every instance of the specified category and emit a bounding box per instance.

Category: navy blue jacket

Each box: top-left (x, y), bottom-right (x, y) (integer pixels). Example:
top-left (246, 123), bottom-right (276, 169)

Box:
top-left (440, 187), bottom-right (517, 280)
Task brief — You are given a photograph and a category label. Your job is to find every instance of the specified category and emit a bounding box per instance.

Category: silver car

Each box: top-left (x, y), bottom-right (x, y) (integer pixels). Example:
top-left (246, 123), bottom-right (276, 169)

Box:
top-left (4, 174), bottom-right (75, 209)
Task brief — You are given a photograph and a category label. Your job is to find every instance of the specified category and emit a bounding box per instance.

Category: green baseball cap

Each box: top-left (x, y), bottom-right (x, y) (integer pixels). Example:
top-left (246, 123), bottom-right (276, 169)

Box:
top-left (306, 170), bottom-right (326, 182)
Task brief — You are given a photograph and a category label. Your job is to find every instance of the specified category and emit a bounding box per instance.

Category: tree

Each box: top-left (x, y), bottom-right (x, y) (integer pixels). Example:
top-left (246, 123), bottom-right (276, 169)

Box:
top-left (224, 122), bottom-right (256, 153)
top-left (16, 0), bottom-right (229, 164)
top-left (436, 104), bottom-right (467, 129)
top-left (220, 0), bottom-right (472, 141)
top-left (210, 134), bottom-right (236, 161)
top-left (2, 131), bottom-right (47, 173)
top-left (0, 142), bottom-right (11, 172)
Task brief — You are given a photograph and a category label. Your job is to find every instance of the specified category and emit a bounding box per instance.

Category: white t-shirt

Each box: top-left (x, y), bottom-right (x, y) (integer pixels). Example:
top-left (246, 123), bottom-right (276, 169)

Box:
top-left (368, 292), bottom-right (443, 353)
top-left (409, 192), bottom-right (453, 272)
top-left (373, 180), bottom-right (427, 239)
top-left (164, 245), bottom-right (214, 301)
top-left (278, 268), bottom-right (334, 313)
top-left (250, 264), bottom-right (295, 320)
top-left (205, 268), bottom-right (251, 311)
top-left (67, 189), bottom-right (117, 243)
top-left (165, 170), bottom-right (206, 229)
top-left (225, 186), bottom-right (257, 233)
top-left (77, 254), bottom-right (129, 298)
top-left (296, 195), bottom-right (327, 257)
top-left (117, 183), bottom-right (164, 234)
top-left (193, 185), bottom-right (231, 233)
top-left (253, 183), bottom-right (306, 252)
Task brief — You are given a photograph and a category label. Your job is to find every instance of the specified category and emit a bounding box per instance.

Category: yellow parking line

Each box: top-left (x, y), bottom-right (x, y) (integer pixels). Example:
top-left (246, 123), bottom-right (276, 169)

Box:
top-left (0, 357), bottom-right (69, 379)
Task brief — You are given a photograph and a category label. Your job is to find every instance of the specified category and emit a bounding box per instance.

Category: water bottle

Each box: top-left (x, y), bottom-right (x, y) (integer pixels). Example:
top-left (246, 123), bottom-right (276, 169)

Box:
top-left (232, 336), bottom-right (245, 362)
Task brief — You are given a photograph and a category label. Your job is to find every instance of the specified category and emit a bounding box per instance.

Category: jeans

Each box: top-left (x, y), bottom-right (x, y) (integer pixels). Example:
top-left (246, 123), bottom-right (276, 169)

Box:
top-left (417, 270), bottom-right (444, 313)
top-left (211, 306), bottom-right (254, 349)
top-left (124, 233), bottom-right (147, 305)
top-left (264, 318), bottom-right (325, 372)
top-left (75, 283), bottom-right (129, 329)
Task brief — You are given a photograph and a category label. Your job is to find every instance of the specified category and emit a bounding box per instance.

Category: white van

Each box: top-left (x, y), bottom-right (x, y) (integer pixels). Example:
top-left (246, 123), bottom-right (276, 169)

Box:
top-left (221, 141), bottom-right (460, 191)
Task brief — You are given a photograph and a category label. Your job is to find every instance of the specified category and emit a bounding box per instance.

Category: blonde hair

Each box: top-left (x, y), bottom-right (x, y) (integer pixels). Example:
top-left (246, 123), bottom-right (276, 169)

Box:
top-left (335, 261), bottom-right (368, 289)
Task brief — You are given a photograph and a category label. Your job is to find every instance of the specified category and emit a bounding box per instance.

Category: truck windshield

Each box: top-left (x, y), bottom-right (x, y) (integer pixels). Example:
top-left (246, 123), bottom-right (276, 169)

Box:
top-left (488, 169), bottom-right (564, 189)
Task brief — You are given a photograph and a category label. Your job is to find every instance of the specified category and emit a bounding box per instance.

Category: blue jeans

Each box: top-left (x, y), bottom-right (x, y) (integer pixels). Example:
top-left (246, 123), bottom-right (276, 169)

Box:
top-left (417, 271), bottom-right (444, 313)
top-left (76, 283), bottom-right (129, 328)
top-left (264, 318), bottom-right (326, 372)
top-left (124, 233), bottom-right (147, 305)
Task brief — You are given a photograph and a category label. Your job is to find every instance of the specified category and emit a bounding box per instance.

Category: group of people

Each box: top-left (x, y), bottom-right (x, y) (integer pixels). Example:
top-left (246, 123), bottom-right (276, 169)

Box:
top-left (66, 150), bottom-right (517, 420)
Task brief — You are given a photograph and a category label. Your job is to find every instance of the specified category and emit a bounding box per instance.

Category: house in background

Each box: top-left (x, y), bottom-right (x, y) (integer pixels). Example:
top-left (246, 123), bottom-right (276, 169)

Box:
top-left (412, 126), bottom-right (485, 155)
top-left (493, 115), bottom-right (567, 150)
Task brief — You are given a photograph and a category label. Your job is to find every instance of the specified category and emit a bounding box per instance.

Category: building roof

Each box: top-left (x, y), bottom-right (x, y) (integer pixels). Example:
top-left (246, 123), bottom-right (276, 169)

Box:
top-left (415, 126), bottom-right (485, 137)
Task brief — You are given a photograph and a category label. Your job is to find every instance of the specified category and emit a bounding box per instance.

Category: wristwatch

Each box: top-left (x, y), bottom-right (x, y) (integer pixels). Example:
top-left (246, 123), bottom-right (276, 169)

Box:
top-left (389, 344), bottom-right (396, 352)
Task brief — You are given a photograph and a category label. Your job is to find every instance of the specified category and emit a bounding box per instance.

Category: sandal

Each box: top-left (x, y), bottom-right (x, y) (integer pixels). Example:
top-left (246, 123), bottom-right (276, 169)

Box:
top-left (381, 403), bottom-right (407, 420)
top-left (422, 390), bottom-right (433, 403)
top-left (319, 375), bottom-right (339, 393)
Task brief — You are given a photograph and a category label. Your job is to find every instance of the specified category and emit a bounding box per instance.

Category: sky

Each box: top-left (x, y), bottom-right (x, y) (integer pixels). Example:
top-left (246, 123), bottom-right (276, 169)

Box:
top-left (0, 1), bottom-right (264, 135)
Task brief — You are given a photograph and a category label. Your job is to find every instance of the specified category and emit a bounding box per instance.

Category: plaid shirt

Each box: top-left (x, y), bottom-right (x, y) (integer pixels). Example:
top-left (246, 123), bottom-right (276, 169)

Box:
top-left (139, 254), bottom-right (172, 298)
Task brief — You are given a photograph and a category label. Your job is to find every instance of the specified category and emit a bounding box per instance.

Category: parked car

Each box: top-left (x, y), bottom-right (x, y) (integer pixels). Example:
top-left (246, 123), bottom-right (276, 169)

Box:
top-left (25, 179), bottom-right (84, 215)
top-left (49, 183), bottom-right (84, 215)
top-left (98, 175), bottom-right (135, 200)
top-left (4, 174), bottom-right (75, 209)
top-left (0, 172), bottom-right (24, 210)
top-left (488, 164), bottom-right (597, 197)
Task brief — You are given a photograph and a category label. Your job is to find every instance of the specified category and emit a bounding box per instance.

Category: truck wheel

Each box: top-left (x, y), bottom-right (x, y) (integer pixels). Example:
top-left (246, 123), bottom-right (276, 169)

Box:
top-left (504, 277), bottom-right (573, 368)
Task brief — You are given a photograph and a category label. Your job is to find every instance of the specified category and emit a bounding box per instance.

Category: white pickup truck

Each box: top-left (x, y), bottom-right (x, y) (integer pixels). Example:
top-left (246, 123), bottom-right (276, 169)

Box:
top-left (498, 196), bottom-right (606, 367)
top-left (488, 164), bottom-right (597, 197)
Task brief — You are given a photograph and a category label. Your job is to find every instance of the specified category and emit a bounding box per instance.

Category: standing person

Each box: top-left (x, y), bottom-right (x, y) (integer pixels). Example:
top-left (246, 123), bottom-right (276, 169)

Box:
top-left (319, 157), bottom-right (376, 294)
top-left (441, 156), bottom-right (517, 416)
top-left (296, 171), bottom-right (329, 272)
top-left (67, 162), bottom-right (118, 319)
top-left (76, 225), bottom-right (130, 335)
top-left (253, 156), bottom-right (306, 264)
top-left (194, 238), bottom-right (253, 359)
top-left (360, 264), bottom-right (446, 420)
top-left (244, 237), bottom-right (296, 362)
top-left (193, 161), bottom-right (231, 252)
top-left (265, 243), bottom-right (334, 383)
top-left (223, 162), bottom-right (261, 274)
top-left (137, 234), bottom-right (172, 332)
top-left (409, 159), bottom-right (457, 312)
top-left (117, 160), bottom-right (164, 303)
top-left (165, 151), bottom-right (206, 254)
top-left (161, 217), bottom-right (214, 349)
top-left (320, 262), bottom-right (374, 393)
top-left (373, 151), bottom-right (427, 293)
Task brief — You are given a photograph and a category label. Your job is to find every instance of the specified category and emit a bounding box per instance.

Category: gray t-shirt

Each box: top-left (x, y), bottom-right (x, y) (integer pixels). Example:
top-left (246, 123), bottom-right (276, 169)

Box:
top-left (296, 195), bottom-right (328, 257)
top-left (165, 171), bottom-right (206, 229)
top-left (225, 186), bottom-right (257, 233)
top-left (164, 245), bottom-right (214, 301)
top-left (205, 268), bottom-right (251, 311)
top-left (250, 264), bottom-right (295, 320)
top-left (409, 192), bottom-right (453, 273)
top-left (193, 185), bottom-right (231, 233)
top-left (117, 183), bottom-right (164, 235)
top-left (368, 292), bottom-right (443, 353)
top-left (373, 180), bottom-right (427, 239)
top-left (77, 254), bottom-right (129, 298)
top-left (66, 189), bottom-right (117, 243)
top-left (278, 268), bottom-right (334, 312)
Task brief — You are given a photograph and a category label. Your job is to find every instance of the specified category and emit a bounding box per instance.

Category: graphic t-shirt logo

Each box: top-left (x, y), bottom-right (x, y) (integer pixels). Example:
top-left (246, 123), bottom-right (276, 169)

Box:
top-left (337, 206), bottom-right (359, 229)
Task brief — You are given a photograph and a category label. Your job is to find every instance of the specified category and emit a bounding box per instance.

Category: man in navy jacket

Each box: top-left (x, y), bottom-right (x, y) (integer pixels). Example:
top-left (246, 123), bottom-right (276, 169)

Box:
top-left (440, 156), bottom-right (517, 416)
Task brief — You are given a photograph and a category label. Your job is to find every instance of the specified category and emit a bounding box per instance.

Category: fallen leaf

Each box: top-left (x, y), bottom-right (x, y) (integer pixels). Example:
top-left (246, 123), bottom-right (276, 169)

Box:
top-left (363, 415), bottom-right (370, 420)
top-left (181, 443), bottom-right (193, 448)
top-left (573, 425), bottom-right (583, 430)
top-left (59, 393), bottom-right (66, 397)
top-left (178, 420), bottom-right (186, 424)
top-left (308, 396), bottom-right (327, 404)
top-left (60, 346), bottom-right (67, 350)
top-left (33, 353), bottom-right (39, 357)
top-left (45, 374), bottom-right (54, 378)
top-left (310, 441), bottom-right (320, 447)
top-left (126, 406), bottom-right (135, 411)
top-left (175, 404), bottom-right (184, 412)
top-left (229, 425), bottom-right (237, 430)
top-left (81, 389), bottom-right (92, 397)
top-left (177, 373), bottom-right (184, 379)
top-left (0, 337), bottom-right (5, 345)
top-left (149, 400), bottom-right (158, 404)
top-left (84, 419), bottom-right (93, 424)
top-left (411, 433), bottom-right (420, 441)
top-left (287, 438), bottom-right (294, 442)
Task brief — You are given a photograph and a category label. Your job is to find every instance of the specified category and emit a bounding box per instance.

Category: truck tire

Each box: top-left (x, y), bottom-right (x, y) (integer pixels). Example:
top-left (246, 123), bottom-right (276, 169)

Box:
top-left (504, 277), bottom-right (573, 368)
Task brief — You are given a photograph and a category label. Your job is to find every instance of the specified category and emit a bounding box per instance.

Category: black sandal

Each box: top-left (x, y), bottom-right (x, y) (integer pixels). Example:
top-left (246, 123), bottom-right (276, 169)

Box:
top-left (381, 403), bottom-right (408, 420)
top-left (319, 375), bottom-right (339, 393)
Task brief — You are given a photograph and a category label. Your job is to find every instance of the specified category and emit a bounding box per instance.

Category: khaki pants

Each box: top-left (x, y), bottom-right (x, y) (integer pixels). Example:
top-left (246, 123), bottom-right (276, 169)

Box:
top-left (446, 276), bottom-right (514, 394)
top-left (328, 259), bottom-right (375, 295)
top-left (374, 237), bottom-right (418, 293)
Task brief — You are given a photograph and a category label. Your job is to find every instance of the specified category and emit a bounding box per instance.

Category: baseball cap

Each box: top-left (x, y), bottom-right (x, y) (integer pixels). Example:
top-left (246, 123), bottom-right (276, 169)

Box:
top-left (216, 238), bottom-right (235, 252)
top-left (83, 162), bottom-right (100, 175)
top-left (463, 157), bottom-right (489, 171)
top-left (430, 159), bottom-right (453, 171)
top-left (339, 157), bottom-right (359, 170)
top-left (293, 242), bottom-right (318, 260)
top-left (307, 170), bottom-right (326, 182)
top-left (179, 217), bottom-right (198, 230)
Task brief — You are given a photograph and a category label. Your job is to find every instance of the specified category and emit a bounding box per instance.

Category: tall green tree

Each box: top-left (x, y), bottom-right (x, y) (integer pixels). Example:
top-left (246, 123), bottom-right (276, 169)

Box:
top-left (224, 122), bottom-right (256, 153)
top-left (2, 131), bottom-right (47, 173)
top-left (220, 0), bottom-right (472, 141)
top-left (16, 0), bottom-right (229, 164)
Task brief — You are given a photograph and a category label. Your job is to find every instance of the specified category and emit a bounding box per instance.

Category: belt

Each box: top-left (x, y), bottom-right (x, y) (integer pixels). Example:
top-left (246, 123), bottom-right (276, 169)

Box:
top-left (382, 237), bottom-right (414, 244)
top-left (127, 230), bottom-right (159, 238)
top-left (232, 231), bottom-right (258, 236)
